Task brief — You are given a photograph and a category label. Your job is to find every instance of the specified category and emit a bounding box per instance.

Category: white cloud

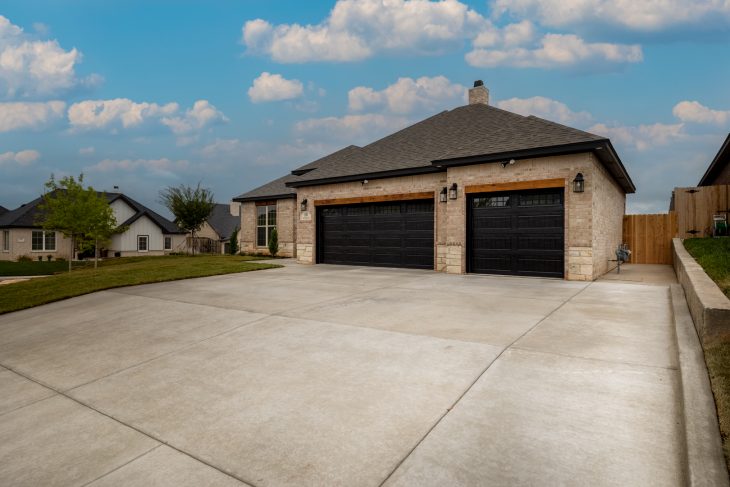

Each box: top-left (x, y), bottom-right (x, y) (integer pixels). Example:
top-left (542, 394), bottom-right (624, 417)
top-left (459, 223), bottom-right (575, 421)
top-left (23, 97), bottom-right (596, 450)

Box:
top-left (295, 113), bottom-right (410, 144)
top-left (200, 137), bottom-right (334, 167)
top-left (466, 33), bottom-right (642, 68)
top-left (0, 15), bottom-right (99, 98)
top-left (473, 20), bottom-right (534, 48)
top-left (672, 100), bottom-right (730, 125)
top-left (496, 96), bottom-right (592, 124)
top-left (79, 146), bottom-right (95, 155)
top-left (242, 0), bottom-right (488, 62)
top-left (0, 100), bottom-right (65, 132)
top-left (85, 157), bottom-right (190, 177)
top-left (160, 100), bottom-right (227, 134)
top-left (348, 76), bottom-right (466, 114)
top-left (248, 72), bottom-right (304, 103)
top-left (0, 149), bottom-right (40, 166)
top-left (588, 122), bottom-right (685, 151)
top-left (491, 0), bottom-right (730, 32)
top-left (68, 98), bottom-right (178, 131)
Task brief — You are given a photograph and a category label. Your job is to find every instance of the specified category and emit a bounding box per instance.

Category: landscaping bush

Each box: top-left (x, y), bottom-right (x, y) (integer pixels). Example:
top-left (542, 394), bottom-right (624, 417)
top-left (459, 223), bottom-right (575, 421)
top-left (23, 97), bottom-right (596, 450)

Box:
top-left (17, 255), bottom-right (32, 262)
top-left (268, 228), bottom-right (279, 257)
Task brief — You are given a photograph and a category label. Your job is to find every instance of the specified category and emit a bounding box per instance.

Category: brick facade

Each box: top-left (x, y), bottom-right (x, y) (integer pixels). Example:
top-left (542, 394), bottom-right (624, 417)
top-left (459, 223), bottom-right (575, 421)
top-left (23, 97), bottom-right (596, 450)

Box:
top-left (239, 198), bottom-right (297, 257)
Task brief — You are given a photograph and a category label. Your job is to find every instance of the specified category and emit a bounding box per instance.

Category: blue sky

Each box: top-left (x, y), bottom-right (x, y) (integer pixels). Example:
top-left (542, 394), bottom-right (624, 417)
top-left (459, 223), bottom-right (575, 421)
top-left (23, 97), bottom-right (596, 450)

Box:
top-left (1, 0), bottom-right (729, 216)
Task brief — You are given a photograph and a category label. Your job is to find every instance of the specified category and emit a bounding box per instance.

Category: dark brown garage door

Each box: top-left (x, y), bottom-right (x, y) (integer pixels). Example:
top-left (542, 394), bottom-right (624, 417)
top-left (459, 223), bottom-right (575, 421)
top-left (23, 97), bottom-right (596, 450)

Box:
top-left (468, 188), bottom-right (564, 278)
top-left (317, 200), bottom-right (434, 269)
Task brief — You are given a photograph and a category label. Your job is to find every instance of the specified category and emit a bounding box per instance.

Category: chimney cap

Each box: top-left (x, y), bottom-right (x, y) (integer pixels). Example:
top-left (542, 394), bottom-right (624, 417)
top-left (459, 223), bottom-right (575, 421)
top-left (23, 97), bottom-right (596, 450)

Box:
top-left (473, 80), bottom-right (484, 87)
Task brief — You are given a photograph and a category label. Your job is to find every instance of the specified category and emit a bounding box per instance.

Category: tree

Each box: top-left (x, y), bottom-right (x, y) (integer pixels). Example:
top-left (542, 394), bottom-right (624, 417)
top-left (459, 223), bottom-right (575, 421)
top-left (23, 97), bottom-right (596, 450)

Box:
top-left (229, 227), bottom-right (239, 255)
top-left (159, 183), bottom-right (215, 255)
top-left (37, 174), bottom-right (120, 271)
top-left (79, 197), bottom-right (126, 268)
top-left (268, 227), bottom-right (279, 257)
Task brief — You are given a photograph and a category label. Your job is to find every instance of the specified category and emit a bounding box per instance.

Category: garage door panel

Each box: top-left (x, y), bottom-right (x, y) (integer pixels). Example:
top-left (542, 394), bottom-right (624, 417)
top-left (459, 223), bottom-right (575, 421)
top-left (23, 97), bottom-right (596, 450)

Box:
top-left (318, 199), bottom-right (434, 270)
top-left (469, 189), bottom-right (564, 278)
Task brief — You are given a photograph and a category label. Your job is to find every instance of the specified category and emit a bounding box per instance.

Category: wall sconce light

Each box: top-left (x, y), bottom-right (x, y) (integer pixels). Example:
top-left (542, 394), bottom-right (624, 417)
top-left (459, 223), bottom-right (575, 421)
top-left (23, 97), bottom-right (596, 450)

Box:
top-left (300, 198), bottom-right (308, 212)
top-left (573, 173), bottom-right (584, 193)
top-left (439, 187), bottom-right (447, 203)
top-left (500, 159), bottom-right (516, 168)
top-left (449, 183), bottom-right (458, 200)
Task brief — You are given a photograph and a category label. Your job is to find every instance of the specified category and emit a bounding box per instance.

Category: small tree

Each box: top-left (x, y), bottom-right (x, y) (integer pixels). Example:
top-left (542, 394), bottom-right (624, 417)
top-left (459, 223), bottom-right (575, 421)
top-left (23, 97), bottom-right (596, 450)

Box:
top-left (268, 227), bottom-right (279, 257)
top-left (38, 174), bottom-right (117, 272)
top-left (159, 183), bottom-right (215, 255)
top-left (229, 227), bottom-right (239, 255)
top-left (80, 197), bottom-right (127, 268)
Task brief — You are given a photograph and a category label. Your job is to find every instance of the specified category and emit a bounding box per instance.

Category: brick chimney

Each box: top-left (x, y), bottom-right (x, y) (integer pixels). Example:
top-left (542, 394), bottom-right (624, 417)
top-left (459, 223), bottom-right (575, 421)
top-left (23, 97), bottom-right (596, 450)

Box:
top-left (468, 80), bottom-right (489, 105)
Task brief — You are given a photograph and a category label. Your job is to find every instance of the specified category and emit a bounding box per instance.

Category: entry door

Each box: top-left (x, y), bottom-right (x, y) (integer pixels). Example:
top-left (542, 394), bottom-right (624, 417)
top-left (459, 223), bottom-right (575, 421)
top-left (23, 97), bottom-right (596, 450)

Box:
top-left (468, 188), bottom-right (564, 278)
top-left (317, 200), bottom-right (434, 269)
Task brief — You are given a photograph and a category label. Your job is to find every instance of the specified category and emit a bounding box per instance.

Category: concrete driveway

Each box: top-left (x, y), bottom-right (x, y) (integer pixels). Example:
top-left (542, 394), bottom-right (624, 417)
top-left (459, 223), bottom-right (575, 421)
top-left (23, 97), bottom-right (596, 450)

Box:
top-left (0, 262), bottom-right (683, 486)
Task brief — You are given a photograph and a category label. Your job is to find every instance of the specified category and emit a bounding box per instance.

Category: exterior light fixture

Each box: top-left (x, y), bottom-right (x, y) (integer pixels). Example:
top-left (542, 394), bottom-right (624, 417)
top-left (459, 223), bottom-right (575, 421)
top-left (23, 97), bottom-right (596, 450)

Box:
top-left (300, 198), bottom-right (308, 212)
top-left (439, 187), bottom-right (447, 203)
top-left (573, 173), bottom-right (585, 193)
top-left (500, 159), bottom-right (516, 168)
top-left (449, 183), bottom-right (458, 200)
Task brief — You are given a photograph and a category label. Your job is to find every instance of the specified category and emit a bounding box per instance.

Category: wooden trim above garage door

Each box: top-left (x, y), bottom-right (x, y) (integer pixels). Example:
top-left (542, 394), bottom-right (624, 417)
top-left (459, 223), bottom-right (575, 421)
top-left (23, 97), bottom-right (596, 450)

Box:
top-left (314, 191), bottom-right (434, 207)
top-left (465, 178), bottom-right (565, 194)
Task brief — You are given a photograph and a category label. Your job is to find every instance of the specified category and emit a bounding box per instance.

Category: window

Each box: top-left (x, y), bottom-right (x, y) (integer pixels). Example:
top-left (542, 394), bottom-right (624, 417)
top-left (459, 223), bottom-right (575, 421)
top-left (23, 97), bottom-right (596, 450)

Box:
top-left (31, 230), bottom-right (56, 251)
top-left (256, 204), bottom-right (277, 247)
top-left (137, 235), bottom-right (149, 252)
top-left (473, 196), bottom-right (510, 208)
top-left (2, 230), bottom-right (8, 252)
top-left (519, 193), bottom-right (562, 206)
top-left (164, 236), bottom-right (172, 250)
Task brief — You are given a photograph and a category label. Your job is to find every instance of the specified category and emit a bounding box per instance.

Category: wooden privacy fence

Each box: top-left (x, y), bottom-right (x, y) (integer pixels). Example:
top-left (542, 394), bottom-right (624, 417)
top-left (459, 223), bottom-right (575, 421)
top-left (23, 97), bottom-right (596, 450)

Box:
top-left (623, 213), bottom-right (678, 264)
top-left (673, 185), bottom-right (730, 238)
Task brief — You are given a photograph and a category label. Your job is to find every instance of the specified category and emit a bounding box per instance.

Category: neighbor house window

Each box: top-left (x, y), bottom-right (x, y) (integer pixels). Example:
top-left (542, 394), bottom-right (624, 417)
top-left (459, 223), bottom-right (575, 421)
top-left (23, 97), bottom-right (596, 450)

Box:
top-left (2, 230), bottom-right (9, 252)
top-left (137, 235), bottom-right (149, 252)
top-left (256, 203), bottom-right (277, 247)
top-left (31, 230), bottom-right (56, 251)
top-left (164, 236), bottom-right (172, 250)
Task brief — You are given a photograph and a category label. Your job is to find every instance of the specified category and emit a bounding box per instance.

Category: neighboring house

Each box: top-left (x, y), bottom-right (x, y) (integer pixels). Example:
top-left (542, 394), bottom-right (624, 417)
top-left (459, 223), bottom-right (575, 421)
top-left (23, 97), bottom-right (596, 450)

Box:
top-left (196, 203), bottom-right (240, 254)
top-left (0, 191), bottom-right (187, 261)
top-left (233, 81), bottom-right (635, 281)
top-left (699, 133), bottom-right (730, 186)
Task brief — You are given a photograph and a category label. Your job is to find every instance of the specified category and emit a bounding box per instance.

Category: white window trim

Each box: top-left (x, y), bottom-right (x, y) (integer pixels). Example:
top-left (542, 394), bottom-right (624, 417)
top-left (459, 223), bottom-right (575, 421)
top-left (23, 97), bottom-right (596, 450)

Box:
top-left (137, 235), bottom-right (149, 253)
top-left (256, 204), bottom-right (277, 248)
top-left (2, 230), bottom-right (9, 252)
top-left (163, 236), bottom-right (172, 251)
top-left (31, 230), bottom-right (57, 252)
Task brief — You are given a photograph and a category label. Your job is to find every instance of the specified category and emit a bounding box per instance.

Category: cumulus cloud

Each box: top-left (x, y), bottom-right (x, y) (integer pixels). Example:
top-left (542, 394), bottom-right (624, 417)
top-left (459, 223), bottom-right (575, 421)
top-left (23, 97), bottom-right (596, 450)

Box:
top-left (85, 157), bottom-right (190, 177)
top-left (0, 100), bottom-right (65, 132)
top-left (588, 122), bottom-right (685, 151)
top-left (466, 33), bottom-right (642, 68)
top-left (242, 0), bottom-right (487, 62)
top-left (0, 149), bottom-right (40, 166)
top-left (200, 137), bottom-right (333, 167)
top-left (348, 76), bottom-right (466, 114)
top-left (0, 15), bottom-right (100, 99)
top-left (248, 72), bottom-right (304, 103)
top-left (160, 100), bottom-right (227, 134)
top-left (491, 0), bottom-right (730, 32)
top-left (672, 100), bottom-right (730, 125)
top-left (496, 96), bottom-right (592, 125)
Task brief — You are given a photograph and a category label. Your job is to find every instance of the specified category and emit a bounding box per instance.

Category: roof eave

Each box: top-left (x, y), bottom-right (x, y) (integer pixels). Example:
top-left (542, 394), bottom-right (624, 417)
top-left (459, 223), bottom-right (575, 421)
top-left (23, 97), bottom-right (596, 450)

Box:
top-left (232, 193), bottom-right (297, 203)
top-left (285, 166), bottom-right (444, 188)
top-left (698, 133), bottom-right (730, 186)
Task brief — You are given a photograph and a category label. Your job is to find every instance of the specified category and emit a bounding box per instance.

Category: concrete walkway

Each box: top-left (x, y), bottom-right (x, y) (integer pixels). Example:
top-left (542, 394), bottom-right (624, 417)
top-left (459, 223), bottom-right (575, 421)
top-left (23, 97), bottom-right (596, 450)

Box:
top-left (0, 263), bottom-right (687, 486)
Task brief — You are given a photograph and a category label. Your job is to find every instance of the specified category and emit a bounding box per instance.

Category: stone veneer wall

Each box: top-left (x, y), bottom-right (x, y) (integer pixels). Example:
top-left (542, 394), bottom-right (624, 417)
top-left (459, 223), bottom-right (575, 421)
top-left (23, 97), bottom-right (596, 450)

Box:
top-left (239, 198), bottom-right (297, 257)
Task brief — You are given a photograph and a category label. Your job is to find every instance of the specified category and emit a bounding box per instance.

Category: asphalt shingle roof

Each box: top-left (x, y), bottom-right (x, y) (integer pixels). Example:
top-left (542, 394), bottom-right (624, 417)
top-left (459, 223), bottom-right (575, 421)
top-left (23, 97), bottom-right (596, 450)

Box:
top-left (0, 205), bottom-right (7, 216)
top-left (233, 174), bottom-right (297, 202)
top-left (206, 204), bottom-right (239, 239)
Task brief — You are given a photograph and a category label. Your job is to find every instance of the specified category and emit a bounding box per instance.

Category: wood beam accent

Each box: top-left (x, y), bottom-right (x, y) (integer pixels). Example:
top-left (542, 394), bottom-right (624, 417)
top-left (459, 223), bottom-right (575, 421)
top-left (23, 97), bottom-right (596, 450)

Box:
top-left (314, 192), bottom-right (434, 207)
top-left (465, 178), bottom-right (565, 194)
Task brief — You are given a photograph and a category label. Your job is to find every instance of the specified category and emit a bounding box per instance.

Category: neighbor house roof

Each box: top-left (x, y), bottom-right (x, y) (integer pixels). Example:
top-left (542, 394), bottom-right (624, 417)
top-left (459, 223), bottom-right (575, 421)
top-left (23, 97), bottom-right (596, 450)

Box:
top-left (232, 174), bottom-right (297, 202)
top-left (0, 191), bottom-right (185, 234)
top-left (0, 205), bottom-right (7, 217)
top-left (698, 133), bottom-right (730, 186)
top-left (206, 204), bottom-right (239, 239)
top-left (283, 103), bottom-right (635, 193)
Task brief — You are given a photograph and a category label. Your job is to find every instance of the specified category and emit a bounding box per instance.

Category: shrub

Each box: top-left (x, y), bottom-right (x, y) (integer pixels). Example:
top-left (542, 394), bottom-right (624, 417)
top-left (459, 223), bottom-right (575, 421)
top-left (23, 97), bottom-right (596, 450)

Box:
top-left (46, 255), bottom-right (53, 261)
top-left (268, 228), bottom-right (279, 257)
top-left (17, 255), bottom-right (32, 262)
top-left (37, 256), bottom-right (43, 261)
top-left (229, 228), bottom-right (239, 255)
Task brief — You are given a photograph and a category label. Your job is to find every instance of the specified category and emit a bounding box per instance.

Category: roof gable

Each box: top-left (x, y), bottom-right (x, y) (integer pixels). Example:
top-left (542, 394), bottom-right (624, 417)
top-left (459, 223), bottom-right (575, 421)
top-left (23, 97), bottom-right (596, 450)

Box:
top-left (205, 204), bottom-right (239, 238)
top-left (699, 133), bottom-right (730, 186)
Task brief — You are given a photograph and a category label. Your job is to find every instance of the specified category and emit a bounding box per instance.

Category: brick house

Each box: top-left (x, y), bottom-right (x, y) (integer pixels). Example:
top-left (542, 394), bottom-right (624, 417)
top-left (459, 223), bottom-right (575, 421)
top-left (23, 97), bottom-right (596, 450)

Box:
top-left (233, 81), bottom-right (635, 280)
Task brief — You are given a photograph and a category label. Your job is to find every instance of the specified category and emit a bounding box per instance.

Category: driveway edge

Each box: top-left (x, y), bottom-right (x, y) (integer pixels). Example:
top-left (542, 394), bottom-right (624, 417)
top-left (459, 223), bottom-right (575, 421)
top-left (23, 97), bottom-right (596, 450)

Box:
top-left (671, 283), bottom-right (729, 486)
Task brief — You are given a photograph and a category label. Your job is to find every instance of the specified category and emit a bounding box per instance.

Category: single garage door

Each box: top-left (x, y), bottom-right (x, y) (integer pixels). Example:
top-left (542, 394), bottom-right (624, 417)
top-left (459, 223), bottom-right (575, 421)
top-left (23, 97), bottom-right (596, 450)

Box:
top-left (317, 200), bottom-right (434, 269)
top-left (468, 188), bottom-right (564, 278)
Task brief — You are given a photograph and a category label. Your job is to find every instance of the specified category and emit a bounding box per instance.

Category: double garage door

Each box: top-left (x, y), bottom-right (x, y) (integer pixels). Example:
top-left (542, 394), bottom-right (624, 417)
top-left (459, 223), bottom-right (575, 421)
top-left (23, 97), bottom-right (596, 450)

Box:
top-left (316, 188), bottom-right (564, 277)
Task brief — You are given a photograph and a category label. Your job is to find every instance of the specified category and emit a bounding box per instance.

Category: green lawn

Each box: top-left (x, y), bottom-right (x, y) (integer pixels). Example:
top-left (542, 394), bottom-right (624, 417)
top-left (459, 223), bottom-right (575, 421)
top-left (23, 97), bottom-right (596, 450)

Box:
top-left (0, 255), bottom-right (279, 315)
top-left (684, 238), bottom-right (730, 298)
top-left (0, 260), bottom-right (71, 276)
top-left (683, 237), bottom-right (730, 471)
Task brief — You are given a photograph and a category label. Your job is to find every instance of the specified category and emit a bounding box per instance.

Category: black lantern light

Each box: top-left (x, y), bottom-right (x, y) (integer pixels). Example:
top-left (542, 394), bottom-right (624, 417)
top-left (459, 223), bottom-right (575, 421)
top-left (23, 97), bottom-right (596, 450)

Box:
top-left (573, 173), bottom-right (584, 193)
top-left (439, 187), bottom-right (447, 203)
top-left (449, 183), bottom-right (458, 200)
top-left (300, 198), bottom-right (308, 211)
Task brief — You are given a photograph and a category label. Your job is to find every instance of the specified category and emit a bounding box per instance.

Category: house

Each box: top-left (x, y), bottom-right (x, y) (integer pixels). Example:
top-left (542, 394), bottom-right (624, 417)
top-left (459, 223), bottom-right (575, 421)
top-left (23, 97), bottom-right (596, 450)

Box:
top-left (195, 203), bottom-right (241, 254)
top-left (699, 133), bottom-right (730, 186)
top-left (233, 81), bottom-right (635, 280)
top-left (0, 191), bottom-right (187, 261)
top-left (0, 205), bottom-right (7, 217)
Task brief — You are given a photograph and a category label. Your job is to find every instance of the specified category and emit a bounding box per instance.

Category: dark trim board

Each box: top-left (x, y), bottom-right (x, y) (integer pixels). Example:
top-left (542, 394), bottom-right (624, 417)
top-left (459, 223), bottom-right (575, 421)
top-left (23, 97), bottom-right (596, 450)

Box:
top-left (314, 192), bottom-right (435, 207)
